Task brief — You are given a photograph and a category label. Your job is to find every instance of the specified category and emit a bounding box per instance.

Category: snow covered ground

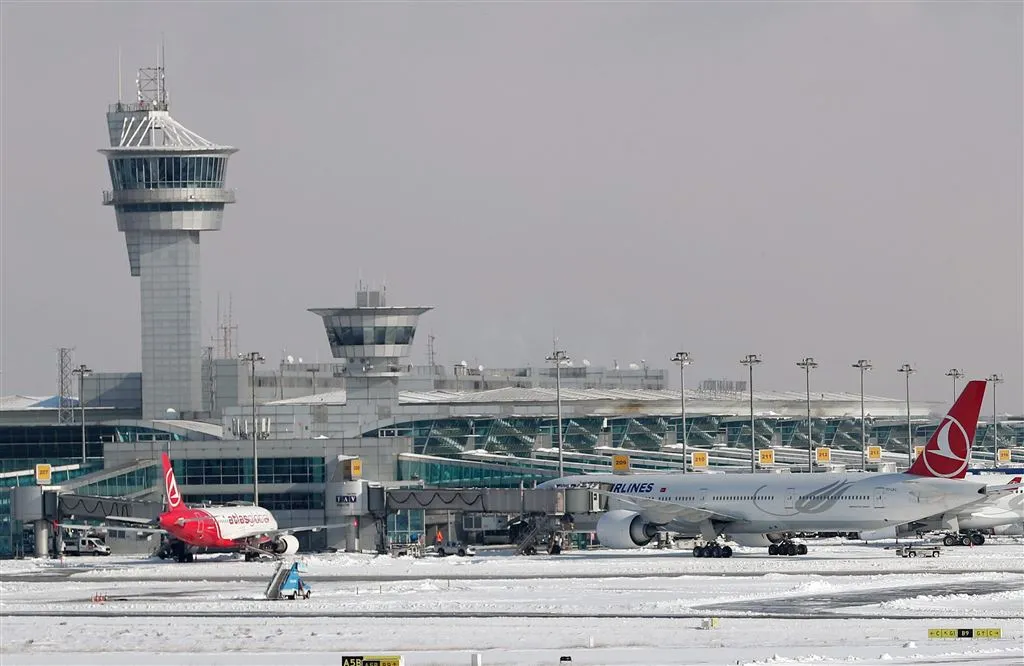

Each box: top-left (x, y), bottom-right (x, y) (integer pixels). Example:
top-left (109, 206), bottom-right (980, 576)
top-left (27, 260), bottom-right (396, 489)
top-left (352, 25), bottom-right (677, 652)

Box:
top-left (2, 539), bottom-right (1022, 666)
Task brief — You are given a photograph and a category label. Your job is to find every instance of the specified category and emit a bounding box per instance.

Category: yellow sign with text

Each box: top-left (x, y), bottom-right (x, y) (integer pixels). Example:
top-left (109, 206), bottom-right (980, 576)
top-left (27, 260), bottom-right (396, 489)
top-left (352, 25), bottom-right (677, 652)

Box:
top-left (867, 445), bottom-right (882, 461)
top-left (815, 447), bottom-right (831, 464)
top-left (35, 463), bottom-right (52, 485)
top-left (341, 657), bottom-right (404, 666)
top-left (691, 451), bottom-right (708, 468)
top-left (758, 449), bottom-right (775, 465)
top-left (997, 448), bottom-right (1011, 463)
top-left (928, 628), bottom-right (1002, 639)
top-left (612, 454), bottom-right (631, 472)
top-left (914, 446), bottom-right (924, 460)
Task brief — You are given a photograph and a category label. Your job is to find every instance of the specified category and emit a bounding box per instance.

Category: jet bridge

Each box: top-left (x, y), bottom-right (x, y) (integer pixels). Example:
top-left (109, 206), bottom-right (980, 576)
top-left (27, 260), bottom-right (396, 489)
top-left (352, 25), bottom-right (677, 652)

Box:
top-left (385, 487), bottom-right (600, 515)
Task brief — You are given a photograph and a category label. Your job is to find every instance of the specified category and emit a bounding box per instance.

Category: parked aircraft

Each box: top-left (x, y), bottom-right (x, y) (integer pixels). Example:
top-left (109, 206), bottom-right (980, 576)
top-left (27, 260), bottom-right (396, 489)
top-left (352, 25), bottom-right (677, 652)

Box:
top-left (540, 380), bottom-right (1008, 557)
top-left (62, 453), bottom-right (344, 562)
top-left (879, 474), bottom-right (1024, 545)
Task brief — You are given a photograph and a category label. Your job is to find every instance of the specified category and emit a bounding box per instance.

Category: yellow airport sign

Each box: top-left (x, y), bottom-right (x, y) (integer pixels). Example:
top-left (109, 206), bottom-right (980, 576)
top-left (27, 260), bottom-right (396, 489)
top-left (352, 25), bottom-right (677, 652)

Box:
top-left (34, 463), bottom-right (52, 485)
top-left (914, 446), bottom-right (924, 460)
top-left (612, 454), bottom-right (631, 472)
top-left (815, 447), bottom-right (831, 464)
top-left (758, 449), bottom-right (775, 465)
top-left (928, 628), bottom-right (1001, 639)
top-left (691, 451), bottom-right (708, 469)
top-left (867, 445), bottom-right (882, 461)
top-left (997, 448), bottom-right (1011, 463)
top-left (341, 658), bottom-right (404, 666)
top-left (343, 458), bottom-right (362, 480)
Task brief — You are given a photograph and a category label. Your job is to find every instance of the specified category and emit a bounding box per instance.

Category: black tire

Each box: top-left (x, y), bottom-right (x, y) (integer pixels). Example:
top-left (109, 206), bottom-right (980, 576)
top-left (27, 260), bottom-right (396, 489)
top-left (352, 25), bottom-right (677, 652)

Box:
top-left (721, 545), bottom-right (733, 558)
top-left (909, 550), bottom-right (917, 557)
top-left (970, 533), bottom-right (985, 546)
top-left (796, 544), bottom-right (808, 555)
top-left (959, 535), bottom-right (971, 547)
top-left (692, 546), bottom-right (703, 558)
top-left (458, 549), bottom-right (466, 557)
top-left (768, 544), bottom-right (779, 556)
top-left (711, 545), bottom-right (722, 558)
top-left (786, 543), bottom-right (797, 556)
top-left (437, 548), bottom-right (446, 557)
top-left (943, 535), bottom-right (957, 547)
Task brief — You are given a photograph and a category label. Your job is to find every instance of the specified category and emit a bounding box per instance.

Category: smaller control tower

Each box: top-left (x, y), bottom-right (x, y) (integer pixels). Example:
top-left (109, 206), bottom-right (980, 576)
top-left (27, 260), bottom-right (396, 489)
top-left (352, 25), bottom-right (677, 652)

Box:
top-left (309, 285), bottom-right (432, 379)
top-left (101, 60), bottom-right (236, 419)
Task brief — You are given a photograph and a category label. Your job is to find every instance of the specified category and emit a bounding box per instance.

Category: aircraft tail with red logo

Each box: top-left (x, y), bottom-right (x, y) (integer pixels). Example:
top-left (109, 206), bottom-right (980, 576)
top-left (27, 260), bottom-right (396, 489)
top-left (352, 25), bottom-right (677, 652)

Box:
top-left (161, 452), bottom-right (189, 514)
top-left (905, 379), bottom-right (986, 480)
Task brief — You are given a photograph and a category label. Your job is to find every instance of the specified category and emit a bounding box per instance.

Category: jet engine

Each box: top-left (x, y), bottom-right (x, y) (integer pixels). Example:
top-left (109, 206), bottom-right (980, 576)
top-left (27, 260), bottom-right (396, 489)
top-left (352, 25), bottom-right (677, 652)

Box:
top-left (595, 510), bottom-right (659, 549)
top-left (271, 534), bottom-right (300, 555)
top-left (727, 532), bottom-right (786, 547)
top-left (856, 526), bottom-right (897, 541)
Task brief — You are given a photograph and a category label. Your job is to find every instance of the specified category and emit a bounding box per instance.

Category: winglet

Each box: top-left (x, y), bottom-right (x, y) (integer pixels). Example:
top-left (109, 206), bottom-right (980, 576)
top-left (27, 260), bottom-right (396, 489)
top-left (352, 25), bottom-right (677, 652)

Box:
top-left (161, 452), bottom-right (187, 513)
top-left (904, 380), bottom-right (986, 479)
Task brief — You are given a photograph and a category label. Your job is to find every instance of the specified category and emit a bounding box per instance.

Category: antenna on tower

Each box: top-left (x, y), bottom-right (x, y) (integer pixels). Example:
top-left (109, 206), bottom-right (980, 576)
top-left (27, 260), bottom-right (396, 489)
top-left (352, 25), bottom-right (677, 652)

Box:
top-left (117, 47), bottom-right (122, 104)
top-left (427, 333), bottom-right (437, 374)
top-left (57, 347), bottom-right (75, 425)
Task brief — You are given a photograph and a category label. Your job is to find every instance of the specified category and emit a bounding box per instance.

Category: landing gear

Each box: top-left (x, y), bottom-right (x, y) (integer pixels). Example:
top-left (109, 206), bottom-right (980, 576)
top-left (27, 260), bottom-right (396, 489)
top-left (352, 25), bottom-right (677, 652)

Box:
top-left (691, 541), bottom-right (733, 558)
top-left (767, 540), bottom-right (807, 556)
top-left (942, 532), bottom-right (985, 547)
top-left (171, 541), bottom-right (194, 563)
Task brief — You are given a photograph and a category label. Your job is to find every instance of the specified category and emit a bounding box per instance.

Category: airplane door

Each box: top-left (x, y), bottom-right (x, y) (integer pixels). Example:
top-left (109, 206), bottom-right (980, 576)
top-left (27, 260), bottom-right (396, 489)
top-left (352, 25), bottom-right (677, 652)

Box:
top-left (873, 487), bottom-right (885, 509)
top-left (784, 488), bottom-right (795, 510)
top-left (698, 488), bottom-right (709, 508)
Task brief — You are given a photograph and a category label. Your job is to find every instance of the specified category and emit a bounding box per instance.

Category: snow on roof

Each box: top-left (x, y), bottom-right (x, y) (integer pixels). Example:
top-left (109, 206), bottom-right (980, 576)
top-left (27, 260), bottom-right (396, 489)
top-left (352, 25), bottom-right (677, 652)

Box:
top-left (0, 395), bottom-right (79, 411)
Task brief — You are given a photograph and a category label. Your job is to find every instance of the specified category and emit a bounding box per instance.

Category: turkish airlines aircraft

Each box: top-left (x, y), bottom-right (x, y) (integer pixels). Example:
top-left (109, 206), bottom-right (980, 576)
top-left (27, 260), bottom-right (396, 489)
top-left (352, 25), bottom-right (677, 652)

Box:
top-left (881, 474), bottom-right (1024, 545)
top-left (540, 380), bottom-right (1011, 558)
top-left (65, 453), bottom-right (345, 562)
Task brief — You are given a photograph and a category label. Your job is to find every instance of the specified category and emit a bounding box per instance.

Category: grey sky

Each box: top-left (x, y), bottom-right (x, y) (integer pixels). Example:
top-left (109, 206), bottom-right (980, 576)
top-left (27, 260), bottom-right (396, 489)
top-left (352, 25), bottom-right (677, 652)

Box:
top-left (1, 2), bottom-right (1021, 414)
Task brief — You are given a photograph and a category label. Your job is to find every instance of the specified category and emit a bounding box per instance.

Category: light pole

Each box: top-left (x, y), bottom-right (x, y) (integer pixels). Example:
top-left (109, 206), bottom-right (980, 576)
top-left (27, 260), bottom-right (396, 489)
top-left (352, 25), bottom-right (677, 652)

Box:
top-left (740, 354), bottom-right (762, 473)
top-left (239, 352), bottom-right (266, 506)
top-left (852, 359), bottom-right (872, 470)
top-left (546, 348), bottom-right (570, 478)
top-left (898, 363), bottom-right (915, 466)
top-left (671, 351), bottom-right (693, 472)
top-left (987, 374), bottom-right (1003, 467)
top-left (71, 364), bottom-right (91, 463)
top-left (945, 368), bottom-right (964, 403)
top-left (796, 357), bottom-right (818, 472)
top-left (307, 366), bottom-right (319, 395)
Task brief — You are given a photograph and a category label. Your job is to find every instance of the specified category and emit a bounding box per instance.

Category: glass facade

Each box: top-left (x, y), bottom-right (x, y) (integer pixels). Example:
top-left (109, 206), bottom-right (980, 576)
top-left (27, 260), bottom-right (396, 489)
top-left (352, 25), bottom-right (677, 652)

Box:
top-left (172, 457), bottom-right (326, 486)
top-left (75, 466), bottom-right (159, 498)
top-left (387, 509), bottom-right (425, 545)
top-left (117, 202), bottom-right (225, 213)
top-left (0, 425), bottom-right (180, 464)
top-left (108, 156), bottom-right (227, 190)
top-left (327, 326), bottom-right (416, 347)
top-left (398, 457), bottom-right (557, 488)
top-left (183, 492), bottom-right (324, 512)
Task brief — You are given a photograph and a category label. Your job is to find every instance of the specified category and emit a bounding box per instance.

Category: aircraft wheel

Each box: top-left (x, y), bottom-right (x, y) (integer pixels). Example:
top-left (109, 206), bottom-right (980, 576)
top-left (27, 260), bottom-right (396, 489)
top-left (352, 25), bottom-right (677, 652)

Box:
top-left (721, 545), bottom-right (733, 558)
top-left (958, 535), bottom-right (971, 547)
top-left (768, 544), bottom-right (779, 556)
top-left (970, 533), bottom-right (985, 546)
top-left (797, 544), bottom-right (808, 555)
top-left (693, 546), bottom-right (703, 558)
top-left (943, 534), bottom-right (957, 547)
top-left (711, 545), bottom-right (722, 558)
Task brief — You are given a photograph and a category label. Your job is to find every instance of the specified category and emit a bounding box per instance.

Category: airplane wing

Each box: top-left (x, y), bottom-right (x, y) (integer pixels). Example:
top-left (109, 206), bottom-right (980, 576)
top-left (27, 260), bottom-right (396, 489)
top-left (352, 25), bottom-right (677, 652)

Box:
top-left (594, 490), bottom-right (740, 525)
top-left (980, 481), bottom-right (1023, 497)
top-left (253, 522), bottom-right (355, 539)
top-left (57, 521), bottom-right (168, 535)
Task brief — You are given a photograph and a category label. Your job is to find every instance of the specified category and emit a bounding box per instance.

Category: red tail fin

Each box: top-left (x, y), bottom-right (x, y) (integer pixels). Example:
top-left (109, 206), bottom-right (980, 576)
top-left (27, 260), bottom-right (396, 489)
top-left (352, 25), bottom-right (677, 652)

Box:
top-left (161, 452), bottom-right (188, 513)
top-left (905, 380), bottom-right (986, 479)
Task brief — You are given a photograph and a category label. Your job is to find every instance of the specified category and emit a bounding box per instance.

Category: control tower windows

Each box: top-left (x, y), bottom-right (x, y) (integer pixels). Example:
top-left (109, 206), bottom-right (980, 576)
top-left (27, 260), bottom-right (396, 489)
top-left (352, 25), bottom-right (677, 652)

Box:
top-left (327, 326), bottom-right (416, 347)
top-left (108, 156), bottom-right (228, 190)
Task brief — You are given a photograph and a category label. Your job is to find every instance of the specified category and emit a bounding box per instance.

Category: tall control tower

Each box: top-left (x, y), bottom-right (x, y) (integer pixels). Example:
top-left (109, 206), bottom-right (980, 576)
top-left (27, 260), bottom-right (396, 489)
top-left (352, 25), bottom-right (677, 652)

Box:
top-left (101, 62), bottom-right (237, 419)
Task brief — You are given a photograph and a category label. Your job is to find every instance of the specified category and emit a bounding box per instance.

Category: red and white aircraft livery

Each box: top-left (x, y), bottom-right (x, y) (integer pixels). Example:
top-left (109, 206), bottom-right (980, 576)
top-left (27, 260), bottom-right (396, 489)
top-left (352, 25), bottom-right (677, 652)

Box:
top-left (65, 453), bottom-right (344, 562)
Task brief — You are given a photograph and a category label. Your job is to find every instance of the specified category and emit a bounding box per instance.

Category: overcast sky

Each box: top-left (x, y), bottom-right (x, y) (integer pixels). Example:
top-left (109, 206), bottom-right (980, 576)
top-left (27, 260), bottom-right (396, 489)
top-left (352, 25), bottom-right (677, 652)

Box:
top-left (1, 2), bottom-right (1021, 415)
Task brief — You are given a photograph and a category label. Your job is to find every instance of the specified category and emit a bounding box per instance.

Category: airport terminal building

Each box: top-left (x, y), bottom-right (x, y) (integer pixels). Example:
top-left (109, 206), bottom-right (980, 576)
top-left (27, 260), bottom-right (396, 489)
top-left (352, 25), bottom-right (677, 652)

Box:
top-left (2, 63), bottom-right (1021, 557)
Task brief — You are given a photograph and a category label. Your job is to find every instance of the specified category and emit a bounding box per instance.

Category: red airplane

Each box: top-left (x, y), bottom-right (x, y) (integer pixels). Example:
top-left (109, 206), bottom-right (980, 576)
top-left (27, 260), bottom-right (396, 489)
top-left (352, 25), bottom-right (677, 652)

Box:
top-left (64, 452), bottom-right (344, 562)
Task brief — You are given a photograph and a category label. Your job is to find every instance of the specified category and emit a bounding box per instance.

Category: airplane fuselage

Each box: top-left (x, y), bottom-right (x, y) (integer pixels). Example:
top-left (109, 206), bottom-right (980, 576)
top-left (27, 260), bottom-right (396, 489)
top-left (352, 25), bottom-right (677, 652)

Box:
top-left (158, 505), bottom-right (278, 549)
top-left (547, 472), bottom-right (988, 533)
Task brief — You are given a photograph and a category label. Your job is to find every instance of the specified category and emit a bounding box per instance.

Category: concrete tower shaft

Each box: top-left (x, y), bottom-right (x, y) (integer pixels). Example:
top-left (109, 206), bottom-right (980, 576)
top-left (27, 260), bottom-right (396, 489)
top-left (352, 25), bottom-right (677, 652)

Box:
top-left (100, 63), bottom-right (236, 419)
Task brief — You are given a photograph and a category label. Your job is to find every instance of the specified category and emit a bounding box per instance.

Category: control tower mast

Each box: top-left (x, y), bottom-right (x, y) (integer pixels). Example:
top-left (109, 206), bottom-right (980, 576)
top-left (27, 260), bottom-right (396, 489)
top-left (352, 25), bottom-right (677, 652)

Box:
top-left (101, 60), bottom-right (237, 419)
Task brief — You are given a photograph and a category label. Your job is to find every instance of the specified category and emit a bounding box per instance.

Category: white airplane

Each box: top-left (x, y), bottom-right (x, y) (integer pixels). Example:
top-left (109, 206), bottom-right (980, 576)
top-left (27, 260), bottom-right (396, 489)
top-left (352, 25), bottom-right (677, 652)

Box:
top-left (881, 472), bottom-right (1024, 546)
top-left (540, 380), bottom-right (1014, 557)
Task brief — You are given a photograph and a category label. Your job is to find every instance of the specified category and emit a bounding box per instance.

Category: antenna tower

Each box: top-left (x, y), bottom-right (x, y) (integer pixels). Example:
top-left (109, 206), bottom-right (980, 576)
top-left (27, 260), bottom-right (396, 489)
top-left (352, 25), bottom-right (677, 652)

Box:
top-left (57, 347), bottom-right (75, 424)
top-left (215, 293), bottom-right (238, 359)
top-left (427, 334), bottom-right (437, 373)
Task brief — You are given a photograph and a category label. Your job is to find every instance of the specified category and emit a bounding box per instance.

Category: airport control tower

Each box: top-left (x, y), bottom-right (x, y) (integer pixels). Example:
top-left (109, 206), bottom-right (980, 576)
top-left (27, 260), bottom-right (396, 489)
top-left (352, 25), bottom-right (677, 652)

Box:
top-left (101, 63), bottom-right (237, 419)
top-left (309, 286), bottom-right (432, 379)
